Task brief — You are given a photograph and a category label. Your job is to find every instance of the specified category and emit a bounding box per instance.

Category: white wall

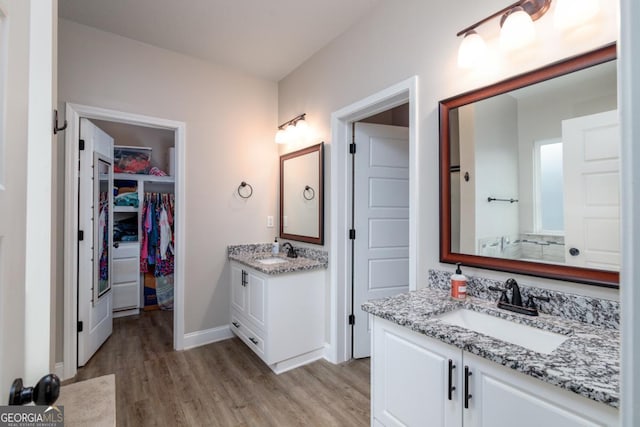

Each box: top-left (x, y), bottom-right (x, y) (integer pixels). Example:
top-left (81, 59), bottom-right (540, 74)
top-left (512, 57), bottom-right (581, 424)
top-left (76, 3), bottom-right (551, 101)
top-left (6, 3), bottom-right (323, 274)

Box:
top-left (473, 95), bottom-right (520, 244)
top-left (278, 0), bottom-right (620, 308)
top-left (57, 20), bottom-right (279, 355)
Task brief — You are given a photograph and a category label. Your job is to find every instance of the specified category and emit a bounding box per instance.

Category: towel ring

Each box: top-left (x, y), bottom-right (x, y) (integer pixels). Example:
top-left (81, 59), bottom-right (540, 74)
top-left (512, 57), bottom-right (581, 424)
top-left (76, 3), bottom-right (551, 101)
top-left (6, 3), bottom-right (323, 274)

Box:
top-left (238, 181), bottom-right (253, 199)
top-left (303, 185), bottom-right (315, 201)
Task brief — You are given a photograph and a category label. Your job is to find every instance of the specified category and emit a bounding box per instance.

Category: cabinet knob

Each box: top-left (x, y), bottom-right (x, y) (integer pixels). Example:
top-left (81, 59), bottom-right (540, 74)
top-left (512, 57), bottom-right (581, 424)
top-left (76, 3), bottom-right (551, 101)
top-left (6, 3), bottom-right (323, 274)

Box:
top-left (249, 337), bottom-right (258, 345)
top-left (232, 321), bottom-right (240, 328)
top-left (113, 242), bottom-right (119, 248)
top-left (569, 247), bottom-right (580, 256)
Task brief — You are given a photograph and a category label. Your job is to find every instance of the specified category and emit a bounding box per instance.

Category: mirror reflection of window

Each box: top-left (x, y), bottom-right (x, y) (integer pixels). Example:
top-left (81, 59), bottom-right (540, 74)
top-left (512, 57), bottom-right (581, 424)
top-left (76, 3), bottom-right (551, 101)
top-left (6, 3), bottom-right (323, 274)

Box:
top-left (534, 139), bottom-right (564, 234)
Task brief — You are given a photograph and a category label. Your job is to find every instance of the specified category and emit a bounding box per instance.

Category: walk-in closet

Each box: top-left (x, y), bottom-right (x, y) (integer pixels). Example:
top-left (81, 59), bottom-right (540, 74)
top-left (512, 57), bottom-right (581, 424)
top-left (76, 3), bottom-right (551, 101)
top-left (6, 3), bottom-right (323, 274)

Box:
top-left (90, 119), bottom-right (176, 325)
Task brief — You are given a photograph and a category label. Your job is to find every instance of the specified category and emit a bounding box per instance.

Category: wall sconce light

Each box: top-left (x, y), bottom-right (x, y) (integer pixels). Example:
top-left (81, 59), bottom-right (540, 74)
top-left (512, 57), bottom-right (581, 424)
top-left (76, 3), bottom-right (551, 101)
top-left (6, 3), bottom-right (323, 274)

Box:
top-left (456, 0), bottom-right (600, 68)
top-left (275, 113), bottom-right (309, 145)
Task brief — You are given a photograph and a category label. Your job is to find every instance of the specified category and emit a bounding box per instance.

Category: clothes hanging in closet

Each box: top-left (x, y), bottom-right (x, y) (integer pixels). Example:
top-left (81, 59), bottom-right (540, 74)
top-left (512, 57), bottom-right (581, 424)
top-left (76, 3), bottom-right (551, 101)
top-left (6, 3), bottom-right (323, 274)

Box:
top-left (98, 192), bottom-right (109, 284)
top-left (140, 192), bottom-right (175, 310)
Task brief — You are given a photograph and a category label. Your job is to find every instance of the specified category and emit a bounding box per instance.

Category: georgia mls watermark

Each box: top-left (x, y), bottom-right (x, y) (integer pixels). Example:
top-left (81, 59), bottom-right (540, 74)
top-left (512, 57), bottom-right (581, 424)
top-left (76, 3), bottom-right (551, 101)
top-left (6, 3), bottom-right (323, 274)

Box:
top-left (0, 405), bottom-right (64, 427)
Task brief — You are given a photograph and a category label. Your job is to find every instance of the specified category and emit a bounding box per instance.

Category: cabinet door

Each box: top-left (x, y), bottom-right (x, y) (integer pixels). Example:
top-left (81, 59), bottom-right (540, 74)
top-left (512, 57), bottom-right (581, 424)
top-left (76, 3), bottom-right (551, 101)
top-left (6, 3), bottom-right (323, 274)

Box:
top-left (463, 352), bottom-right (618, 427)
top-left (247, 272), bottom-right (266, 329)
top-left (372, 317), bottom-right (461, 427)
top-left (230, 264), bottom-right (246, 313)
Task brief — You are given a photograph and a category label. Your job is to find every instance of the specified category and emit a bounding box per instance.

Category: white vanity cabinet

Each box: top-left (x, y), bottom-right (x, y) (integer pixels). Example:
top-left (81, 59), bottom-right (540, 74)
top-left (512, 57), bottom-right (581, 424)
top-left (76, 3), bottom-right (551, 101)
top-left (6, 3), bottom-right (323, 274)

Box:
top-left (372, 316), bottom-right (618, 427)
top-left (229, 261), bottom-right (325, 374)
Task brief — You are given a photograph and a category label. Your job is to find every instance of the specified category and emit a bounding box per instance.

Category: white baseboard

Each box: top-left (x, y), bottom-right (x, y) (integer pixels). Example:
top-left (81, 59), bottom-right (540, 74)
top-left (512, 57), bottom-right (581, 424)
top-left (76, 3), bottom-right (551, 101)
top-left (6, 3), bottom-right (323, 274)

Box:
top-left (54, 362), bottom-right (65, 379)
top-left (323, 342), bottom-right (339, 364)
top-left (271, 348), bottom-right (325, 374)
top-left (183, 324), bottom-right (234, 350)
top-left (113, 308), bottom-right (140, 318)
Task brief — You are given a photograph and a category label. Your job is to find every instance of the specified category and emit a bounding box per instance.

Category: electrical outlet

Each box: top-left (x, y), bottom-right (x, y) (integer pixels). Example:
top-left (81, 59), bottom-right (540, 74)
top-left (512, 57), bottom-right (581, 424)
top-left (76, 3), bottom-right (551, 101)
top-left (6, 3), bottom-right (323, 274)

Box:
top-left (267, 216), bottom-right (274, 228)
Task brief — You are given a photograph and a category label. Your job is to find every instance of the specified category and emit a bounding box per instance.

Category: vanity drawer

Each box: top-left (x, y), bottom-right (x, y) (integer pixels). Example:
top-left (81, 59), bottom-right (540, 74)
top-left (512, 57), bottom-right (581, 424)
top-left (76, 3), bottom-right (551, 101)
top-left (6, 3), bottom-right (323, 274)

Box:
top-left (231, 315), bottom-right (265, 357)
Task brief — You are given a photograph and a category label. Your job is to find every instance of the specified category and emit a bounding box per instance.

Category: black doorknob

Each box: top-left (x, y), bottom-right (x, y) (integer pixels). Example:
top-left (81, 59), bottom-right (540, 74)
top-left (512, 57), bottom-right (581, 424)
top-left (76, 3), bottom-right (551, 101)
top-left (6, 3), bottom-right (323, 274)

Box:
top-left (113, 242), bottom-right (119, 248)
top-left (569, 247), bottom-right (580, 256)
top-left (9, 374), bottom-right (60, 406)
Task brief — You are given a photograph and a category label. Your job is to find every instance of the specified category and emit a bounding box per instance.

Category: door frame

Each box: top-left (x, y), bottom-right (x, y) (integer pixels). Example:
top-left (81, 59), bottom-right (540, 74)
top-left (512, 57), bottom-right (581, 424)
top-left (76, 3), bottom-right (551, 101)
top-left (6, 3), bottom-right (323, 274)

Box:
top-left (620, 0), bottom-right (640, 423)
top-left (63, 103), bottom-right (186, 380)
top-left (329, 76), bottom-right (419, 363)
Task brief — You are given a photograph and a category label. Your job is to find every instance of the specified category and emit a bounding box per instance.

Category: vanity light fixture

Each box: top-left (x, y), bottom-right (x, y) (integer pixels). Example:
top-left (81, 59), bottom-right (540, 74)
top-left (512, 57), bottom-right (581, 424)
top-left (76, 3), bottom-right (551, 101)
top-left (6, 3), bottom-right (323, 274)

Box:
top-left (499, 5), bottom-right (537, 52)
top-left (457, 30), bottom-right (487, 69)
top-left (275, 113), bottom-right (309, 145)
top-left (455, 0), bottom-right (602, 67)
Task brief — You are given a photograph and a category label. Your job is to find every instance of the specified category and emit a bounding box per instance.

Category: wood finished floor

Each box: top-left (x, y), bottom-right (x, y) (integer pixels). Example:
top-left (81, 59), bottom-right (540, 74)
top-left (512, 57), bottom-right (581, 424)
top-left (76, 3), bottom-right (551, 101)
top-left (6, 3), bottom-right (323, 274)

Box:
top-left (72, 310), bottom-right (371, 426)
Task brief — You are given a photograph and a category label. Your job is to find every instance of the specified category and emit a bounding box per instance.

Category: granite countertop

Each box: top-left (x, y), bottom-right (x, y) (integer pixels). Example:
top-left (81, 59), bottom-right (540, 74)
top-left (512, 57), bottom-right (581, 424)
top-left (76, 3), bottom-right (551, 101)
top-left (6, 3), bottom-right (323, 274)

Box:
top-left (228, 244), bottom-right (328, 275)
top-left (362, 287), bottom-right (620, 408)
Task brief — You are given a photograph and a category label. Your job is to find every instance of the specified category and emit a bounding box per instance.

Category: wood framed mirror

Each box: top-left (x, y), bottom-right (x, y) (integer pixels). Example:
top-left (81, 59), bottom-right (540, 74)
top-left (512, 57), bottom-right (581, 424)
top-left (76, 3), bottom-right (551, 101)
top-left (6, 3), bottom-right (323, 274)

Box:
top-left (439, 43), bottom-right (618, 287)
top-left (280, 142), bottom-right (324, 245)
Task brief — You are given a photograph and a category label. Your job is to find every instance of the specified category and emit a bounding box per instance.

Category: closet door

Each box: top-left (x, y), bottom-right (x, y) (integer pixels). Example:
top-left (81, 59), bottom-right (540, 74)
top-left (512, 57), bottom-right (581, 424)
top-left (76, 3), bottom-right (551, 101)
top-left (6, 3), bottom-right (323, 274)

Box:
top-left (78, 118), bottom-right (114, 366)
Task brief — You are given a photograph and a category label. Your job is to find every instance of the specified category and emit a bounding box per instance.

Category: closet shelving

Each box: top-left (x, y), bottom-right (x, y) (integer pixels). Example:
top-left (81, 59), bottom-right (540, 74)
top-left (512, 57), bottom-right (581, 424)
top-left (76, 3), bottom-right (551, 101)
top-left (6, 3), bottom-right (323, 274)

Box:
top-left (112, 172), bottom-right (175, 317)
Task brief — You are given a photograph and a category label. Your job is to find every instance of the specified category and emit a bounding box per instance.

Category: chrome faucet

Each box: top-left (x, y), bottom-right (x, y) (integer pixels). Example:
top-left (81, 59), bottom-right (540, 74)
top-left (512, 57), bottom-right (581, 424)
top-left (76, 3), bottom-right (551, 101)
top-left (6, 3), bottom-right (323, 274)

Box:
top-left (280, 242), bottom-right (298, 258)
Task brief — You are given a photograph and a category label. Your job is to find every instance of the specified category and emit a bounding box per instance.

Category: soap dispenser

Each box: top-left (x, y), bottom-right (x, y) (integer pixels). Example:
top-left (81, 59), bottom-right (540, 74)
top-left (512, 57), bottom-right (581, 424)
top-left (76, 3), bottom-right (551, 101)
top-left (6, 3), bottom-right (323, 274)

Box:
top-left (272, 237), bottom-right (280, 255)
top-left (451, 263), bottom-right (468, 301)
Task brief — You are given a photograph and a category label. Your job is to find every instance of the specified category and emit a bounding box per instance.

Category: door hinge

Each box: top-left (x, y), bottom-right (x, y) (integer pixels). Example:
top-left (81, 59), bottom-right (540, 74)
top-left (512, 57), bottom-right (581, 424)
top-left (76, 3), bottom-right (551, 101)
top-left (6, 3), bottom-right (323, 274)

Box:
top-left (348, 314), bottom-right (355, 325)
top-left (77, 321), bottom-right (83, 332)
top-left (349, 143), bottom-right (356, 154)
top-left (78, 230), bottom-right (84, 241)
top-left (79, 139), bottom-right (85, 151)
top-left (349, 229), bottom-right (356, 240)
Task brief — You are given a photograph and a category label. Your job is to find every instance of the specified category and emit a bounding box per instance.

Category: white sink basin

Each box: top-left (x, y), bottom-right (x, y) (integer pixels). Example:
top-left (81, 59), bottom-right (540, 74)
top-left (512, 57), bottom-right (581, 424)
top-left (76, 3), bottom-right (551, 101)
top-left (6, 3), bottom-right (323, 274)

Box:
top-left (257, 257), bottom-right (289, 265)
top-left (435, 309), bottom-right (569, 354)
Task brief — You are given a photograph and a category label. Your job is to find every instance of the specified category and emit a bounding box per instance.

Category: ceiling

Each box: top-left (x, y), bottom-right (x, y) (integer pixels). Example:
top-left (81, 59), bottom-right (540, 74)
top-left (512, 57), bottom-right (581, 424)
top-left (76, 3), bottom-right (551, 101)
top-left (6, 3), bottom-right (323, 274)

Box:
top-left (59, 0), bottom-right (379, 81)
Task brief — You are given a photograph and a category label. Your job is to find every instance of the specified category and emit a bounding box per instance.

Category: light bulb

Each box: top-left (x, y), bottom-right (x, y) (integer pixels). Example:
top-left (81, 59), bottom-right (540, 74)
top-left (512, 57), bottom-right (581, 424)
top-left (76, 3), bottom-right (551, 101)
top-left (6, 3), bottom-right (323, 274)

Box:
top-left (295, 119), bottom-right (309, 133)
top-left (294, 119), bottom-right (310, 143)
top-left (284, 123), bottom-right (298, 143)
top-left (457, 30), bottom-right (487, 69)
top-left (554, 0), bottom-right (600, 31)
top-left (275, 128), bottom-right (287, 144)
top-left (500, 7), bottom-right (536, 52)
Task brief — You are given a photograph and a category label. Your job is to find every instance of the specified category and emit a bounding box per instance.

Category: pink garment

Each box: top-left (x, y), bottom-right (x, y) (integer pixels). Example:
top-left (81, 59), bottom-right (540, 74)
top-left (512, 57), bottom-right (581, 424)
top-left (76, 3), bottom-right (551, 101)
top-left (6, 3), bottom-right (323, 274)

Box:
top-left (149, 166), bottom-right (168, 176)
top-left (140, 202), bottom-right (151, 261)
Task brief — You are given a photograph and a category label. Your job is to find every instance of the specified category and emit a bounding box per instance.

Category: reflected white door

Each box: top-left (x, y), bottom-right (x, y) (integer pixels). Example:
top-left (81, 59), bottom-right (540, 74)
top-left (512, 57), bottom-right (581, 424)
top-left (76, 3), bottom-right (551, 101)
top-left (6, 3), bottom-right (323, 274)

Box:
top-left (563, 110), bottom-right (620, 271)
top-left (353, 123), bottom-right (410, 358)
top-left (78, 118), bottom-right (114, 366)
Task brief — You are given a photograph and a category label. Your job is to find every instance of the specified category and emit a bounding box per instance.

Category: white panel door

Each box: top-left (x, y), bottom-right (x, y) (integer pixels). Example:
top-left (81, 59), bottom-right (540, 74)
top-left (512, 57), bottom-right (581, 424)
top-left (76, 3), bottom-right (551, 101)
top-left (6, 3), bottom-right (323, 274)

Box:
top-left (230, 264), bottom-right (246, 313)
top-left (77, 118), bottom-right (114, 366)
top-left (247, 272), bottom-right (266, 330)
top-left (372, 317), bottom-right (461, 427)
top-left (0, 0), bottom-right (55, 398)
top-left (353, 123), bottom-right (409, 358)
top-left (463, 352), bottom-right (618, 427)
top-left (562, 110), bottom-right (620, 271)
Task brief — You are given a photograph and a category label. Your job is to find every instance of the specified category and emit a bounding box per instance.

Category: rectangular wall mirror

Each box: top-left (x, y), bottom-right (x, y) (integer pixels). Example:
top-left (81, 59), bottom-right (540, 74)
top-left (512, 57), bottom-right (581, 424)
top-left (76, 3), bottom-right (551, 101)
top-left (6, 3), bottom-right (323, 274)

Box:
top-left (280, 142), bottom-right (324, 245)
top-left (439, 43), bottom-right (618, 287)
top-left (94, 152), bottom-right (113, 303)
